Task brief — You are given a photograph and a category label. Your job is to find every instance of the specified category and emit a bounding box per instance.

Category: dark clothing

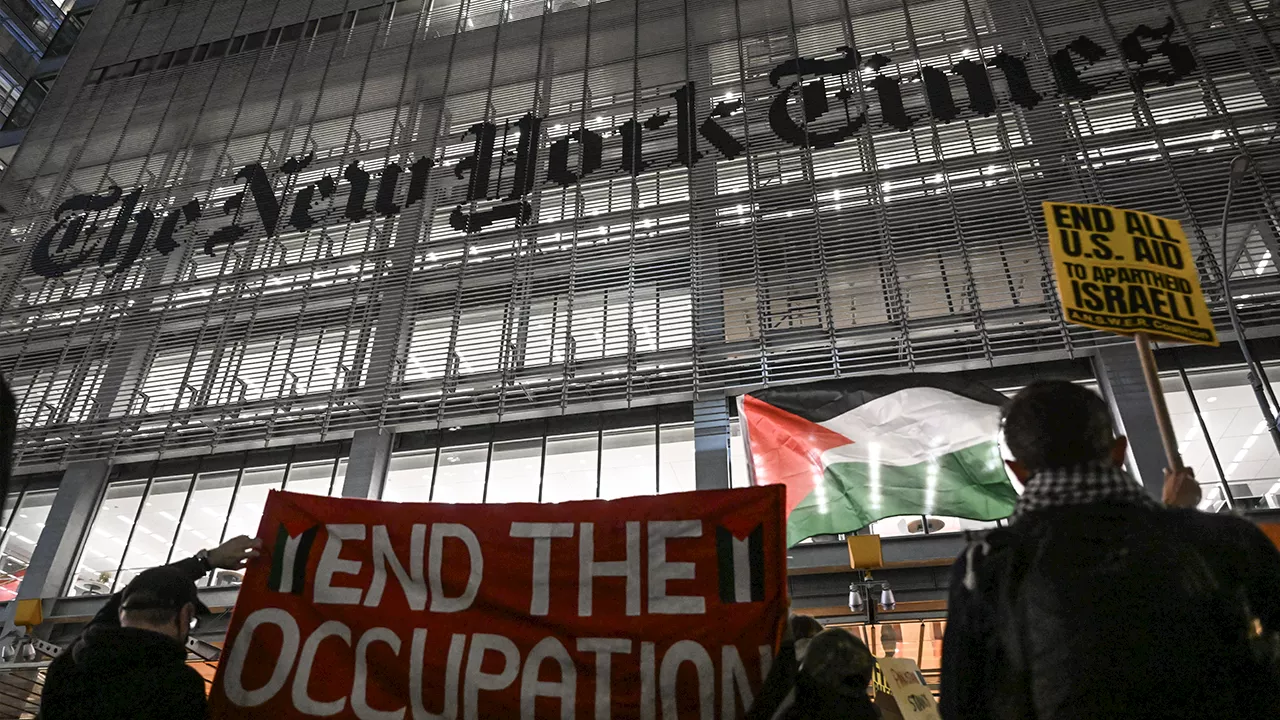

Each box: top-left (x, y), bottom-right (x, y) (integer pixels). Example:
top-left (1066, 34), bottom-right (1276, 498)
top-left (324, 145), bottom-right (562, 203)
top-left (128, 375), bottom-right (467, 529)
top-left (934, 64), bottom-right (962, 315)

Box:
top-left (84, 557), bottom-right (207, 627)
top-left (747, 639), bottom-right (801, 720)
top-left (749, 638), bottom-right (882, 720)
top-left (941, 499), bottom-right (1280, 720)
top-left (40, 558), bottom-right (209, 720)
top-left (779, 679), bottom-right (882, 720)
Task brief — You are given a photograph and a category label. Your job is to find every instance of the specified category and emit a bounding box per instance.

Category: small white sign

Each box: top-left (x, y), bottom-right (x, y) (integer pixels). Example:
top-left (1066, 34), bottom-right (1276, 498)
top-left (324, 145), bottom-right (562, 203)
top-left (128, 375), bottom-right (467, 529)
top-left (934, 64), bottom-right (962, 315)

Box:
top-left (877, 657), bottom-right (941, 720)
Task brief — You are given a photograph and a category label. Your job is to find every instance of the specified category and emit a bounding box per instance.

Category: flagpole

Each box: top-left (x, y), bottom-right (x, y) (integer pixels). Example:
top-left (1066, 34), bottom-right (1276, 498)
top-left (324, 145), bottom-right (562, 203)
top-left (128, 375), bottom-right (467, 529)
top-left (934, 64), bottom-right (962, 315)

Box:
top-left (1133, 332), bottom-right (1183, 472)
top-left (736, 395), bottom-right (758, 487)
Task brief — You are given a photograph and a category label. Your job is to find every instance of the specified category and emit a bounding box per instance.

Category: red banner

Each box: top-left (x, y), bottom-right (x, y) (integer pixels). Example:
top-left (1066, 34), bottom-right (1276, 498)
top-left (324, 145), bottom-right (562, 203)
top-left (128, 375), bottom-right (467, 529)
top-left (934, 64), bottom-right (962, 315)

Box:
top-left (209, 487), bottom-right (787, 719)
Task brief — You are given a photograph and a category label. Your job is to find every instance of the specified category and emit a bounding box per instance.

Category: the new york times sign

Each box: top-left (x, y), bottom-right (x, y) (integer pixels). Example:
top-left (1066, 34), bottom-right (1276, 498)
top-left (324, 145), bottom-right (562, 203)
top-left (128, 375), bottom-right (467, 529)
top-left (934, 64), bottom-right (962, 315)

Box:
top-left (26, 20), bottom-right (1194, 279)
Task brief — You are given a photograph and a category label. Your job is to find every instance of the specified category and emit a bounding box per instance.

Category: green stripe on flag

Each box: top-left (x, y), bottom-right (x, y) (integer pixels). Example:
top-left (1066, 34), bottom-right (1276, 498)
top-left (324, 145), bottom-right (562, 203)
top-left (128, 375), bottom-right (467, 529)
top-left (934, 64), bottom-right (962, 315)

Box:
top-left (785, 441), bottom-right (1016, 546)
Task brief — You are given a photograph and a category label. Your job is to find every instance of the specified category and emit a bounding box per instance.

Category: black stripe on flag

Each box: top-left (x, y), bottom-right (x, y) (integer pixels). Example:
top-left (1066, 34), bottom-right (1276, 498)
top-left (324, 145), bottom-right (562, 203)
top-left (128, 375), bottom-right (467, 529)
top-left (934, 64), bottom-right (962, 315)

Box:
top-left (747, 372), bottom-right (1006, 422)
top-left (717, 525), bottom-right (765, 603)
top-left (268, 523), bottom-right (319, 594)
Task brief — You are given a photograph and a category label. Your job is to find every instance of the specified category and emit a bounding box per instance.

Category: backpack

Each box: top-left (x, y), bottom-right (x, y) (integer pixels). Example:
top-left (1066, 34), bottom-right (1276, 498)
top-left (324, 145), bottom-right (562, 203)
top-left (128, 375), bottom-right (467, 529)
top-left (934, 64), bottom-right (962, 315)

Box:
top-left (985, 503), bottom-right (1280, 720)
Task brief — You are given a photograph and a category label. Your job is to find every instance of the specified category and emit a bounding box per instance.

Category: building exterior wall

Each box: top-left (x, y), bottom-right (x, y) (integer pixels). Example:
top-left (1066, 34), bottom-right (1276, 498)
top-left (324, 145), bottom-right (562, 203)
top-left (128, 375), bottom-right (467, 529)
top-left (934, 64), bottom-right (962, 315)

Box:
top-left (0, 0), bottom-right (1276, 618)
top-left (0, 0), bottom-right (1276, 471)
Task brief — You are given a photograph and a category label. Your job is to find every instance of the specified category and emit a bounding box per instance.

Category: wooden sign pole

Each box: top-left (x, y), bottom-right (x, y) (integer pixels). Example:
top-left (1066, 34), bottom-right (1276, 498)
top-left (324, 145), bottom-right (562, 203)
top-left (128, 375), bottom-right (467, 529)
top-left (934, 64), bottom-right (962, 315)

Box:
top-left (1133, 332), bottom-right (1184, 472)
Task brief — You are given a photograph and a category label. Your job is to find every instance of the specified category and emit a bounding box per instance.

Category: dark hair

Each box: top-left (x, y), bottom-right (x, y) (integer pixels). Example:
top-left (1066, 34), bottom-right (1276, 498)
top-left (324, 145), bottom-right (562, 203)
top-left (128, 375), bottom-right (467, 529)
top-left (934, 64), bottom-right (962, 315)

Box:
top-left (1002, 380), bottom-right (1116, 472)
top-left (120, 590), bottom-right (184, 627)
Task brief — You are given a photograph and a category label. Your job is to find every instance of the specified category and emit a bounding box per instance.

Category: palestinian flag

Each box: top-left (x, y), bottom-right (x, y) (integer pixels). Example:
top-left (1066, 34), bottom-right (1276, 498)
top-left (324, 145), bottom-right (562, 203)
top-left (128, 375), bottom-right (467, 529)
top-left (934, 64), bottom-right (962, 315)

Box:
top-left (738, 375), bottom-right (1018, 547)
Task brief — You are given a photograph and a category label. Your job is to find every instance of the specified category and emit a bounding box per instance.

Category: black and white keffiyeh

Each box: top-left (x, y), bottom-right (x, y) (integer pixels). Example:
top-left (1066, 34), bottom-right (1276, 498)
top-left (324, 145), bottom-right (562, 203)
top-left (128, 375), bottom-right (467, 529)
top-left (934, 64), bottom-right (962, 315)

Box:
top-left (1013, 464), bottom-right (1157, 517)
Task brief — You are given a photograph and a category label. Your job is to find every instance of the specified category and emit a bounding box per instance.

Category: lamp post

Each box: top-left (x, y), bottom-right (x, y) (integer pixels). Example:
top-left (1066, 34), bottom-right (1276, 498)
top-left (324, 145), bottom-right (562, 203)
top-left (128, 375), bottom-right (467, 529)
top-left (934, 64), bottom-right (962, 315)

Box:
top-left (848, 571), bottom-right (896, 625)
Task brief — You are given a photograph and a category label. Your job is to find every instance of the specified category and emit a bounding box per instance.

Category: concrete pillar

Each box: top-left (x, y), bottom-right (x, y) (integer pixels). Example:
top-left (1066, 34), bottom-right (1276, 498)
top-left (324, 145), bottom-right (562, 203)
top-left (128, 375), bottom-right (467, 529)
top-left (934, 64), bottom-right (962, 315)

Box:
top-left (1092, 345), bottom-right (1167, 498)
top-left (693, 396), bottom-right (730, 490)
top-left (340, 428), bottom-right (393, 499)
top-left (18, 461), bottom-right (109, 600)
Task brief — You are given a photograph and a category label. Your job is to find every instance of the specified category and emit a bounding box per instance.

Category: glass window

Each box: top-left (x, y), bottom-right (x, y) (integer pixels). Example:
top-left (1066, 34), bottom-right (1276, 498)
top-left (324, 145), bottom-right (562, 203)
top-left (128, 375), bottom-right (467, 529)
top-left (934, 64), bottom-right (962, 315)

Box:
top-left (659, 423), bottom-right (696, 494)
top-left (355, 6), bottom-right (383, 25)
top-left (542, 432), bottom-right (599, 503)
top-left (486, 438), bottom-right (542, 503)
top-left (316, 14), bottom-right (342, 35)
top-left (394, 0), bottom-right (422, 19)
top-left (431, 444), bottom-right (488, 503)
top-left (1166, 366), bottom-right (1280, 511)
top-left (67, 445), bottom-right (349, 596)
top-left (334, 458), bottom-right (349, 494)
top-left (170, 470), bottom-right (238, 569)
top-left (844, 620), bottom-right (946, 675)
top-left (116, 476), bottom-right (192, 590)
top-left (284, 459), bottom-right (338, 496)
top-left (386, 412), bottom-right (694, 505)
top-left (599, 427), bottom-right (657, 499)
top-left (382, 449), bottom-right (436, 502)
top-left (71, 480), bottom-right (147, 595)
top-left (280, 22), bottom-right (305, 43)
top-left (223, 466), bottom-right (286, 542)
top-left (241, 31), bottom-right (266, 52)
top-left (0, 489), bottom-right (56, 600)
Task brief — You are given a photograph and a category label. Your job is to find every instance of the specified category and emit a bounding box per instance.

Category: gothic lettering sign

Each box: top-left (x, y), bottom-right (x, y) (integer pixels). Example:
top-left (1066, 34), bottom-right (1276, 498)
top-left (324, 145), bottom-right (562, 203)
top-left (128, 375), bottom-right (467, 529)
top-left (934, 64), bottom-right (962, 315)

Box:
top-left (208, 486), bottom-right (786, 719)
top-left (21, 20), bottom-right (1197, 279)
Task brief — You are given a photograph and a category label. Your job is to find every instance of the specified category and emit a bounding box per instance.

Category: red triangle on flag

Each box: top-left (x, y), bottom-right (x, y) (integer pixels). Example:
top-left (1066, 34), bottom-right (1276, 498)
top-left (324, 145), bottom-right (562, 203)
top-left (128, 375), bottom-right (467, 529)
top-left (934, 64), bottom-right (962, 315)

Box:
top-left (720, 514), bottom-right (760, 541)
top-left (742, 394), bottom-right (853, 516)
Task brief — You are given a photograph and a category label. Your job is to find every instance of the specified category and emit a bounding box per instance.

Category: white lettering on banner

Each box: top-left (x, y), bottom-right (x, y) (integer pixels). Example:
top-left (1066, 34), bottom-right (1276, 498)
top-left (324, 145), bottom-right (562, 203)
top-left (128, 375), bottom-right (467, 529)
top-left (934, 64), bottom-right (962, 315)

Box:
top-left (660, 640), bottom-right (715, 720)
top-left (430, 524), bottom-right (483, 613)
top-left (463, 634), bottom-right (520, 720)
top-left (520, 637), bottom-right (576, 720)
top-left (354, 628), bottom-right (405, 720)
top-left (410, 629), bottom-right (467, 720)
top-left (222, 608), bottom-right (301, 707)
top-left (228, 622), bottom-right (772, 718)
top-left (758, 646), bottom-right (773, 686)
top-left (293, 621), bottom-right (351, 716)
top-left (641, 641), bottom-right (657, 720)
top-left (315, 524), bottom-right (366, 605)
top-left (365, 525), bottom-right (427, 611)
top-left (648, 521), bottom-right (706, 615)
top-left (720, 646), bottom-right (754, 720)
top-left (576, 638), bottom-right (632, 720)
top-left (510, 522), bottom-right (575, 616)
top-left (578, 522), bottom-right (641, 617)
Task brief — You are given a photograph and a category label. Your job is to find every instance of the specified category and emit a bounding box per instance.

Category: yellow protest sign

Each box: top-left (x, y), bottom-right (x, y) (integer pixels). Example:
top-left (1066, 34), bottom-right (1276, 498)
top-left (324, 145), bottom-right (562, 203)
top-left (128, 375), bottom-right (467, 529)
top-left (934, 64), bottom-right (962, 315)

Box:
top-left (1043, 202), bottom-right (1218, 347)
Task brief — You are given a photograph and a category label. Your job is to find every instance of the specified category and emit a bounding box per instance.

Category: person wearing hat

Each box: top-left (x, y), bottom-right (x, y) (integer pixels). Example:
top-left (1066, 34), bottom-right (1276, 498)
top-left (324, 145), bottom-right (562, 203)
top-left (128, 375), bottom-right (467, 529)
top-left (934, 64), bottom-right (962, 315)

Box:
top-left (39, 535), bottom-right (261, 720)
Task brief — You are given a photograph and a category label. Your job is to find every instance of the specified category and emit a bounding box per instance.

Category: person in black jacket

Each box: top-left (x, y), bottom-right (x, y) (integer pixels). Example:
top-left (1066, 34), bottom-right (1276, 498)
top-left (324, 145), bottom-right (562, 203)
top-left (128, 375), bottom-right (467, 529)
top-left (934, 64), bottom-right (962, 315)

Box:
top-left (940, 380), bottom-right (1280, 720)
top-left (39, 535), bottom-right (261, 720)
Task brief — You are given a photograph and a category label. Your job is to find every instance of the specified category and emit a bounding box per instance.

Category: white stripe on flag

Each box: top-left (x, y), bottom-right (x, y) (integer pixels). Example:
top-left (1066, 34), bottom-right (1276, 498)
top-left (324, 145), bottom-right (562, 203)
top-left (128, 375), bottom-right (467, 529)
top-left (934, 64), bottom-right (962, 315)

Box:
top-left (279, 533), bottom-right (303, 593)
top-left (817, 387), bottom-right (1000, 467)
top-left (732, 536), bottom-right (751, 603)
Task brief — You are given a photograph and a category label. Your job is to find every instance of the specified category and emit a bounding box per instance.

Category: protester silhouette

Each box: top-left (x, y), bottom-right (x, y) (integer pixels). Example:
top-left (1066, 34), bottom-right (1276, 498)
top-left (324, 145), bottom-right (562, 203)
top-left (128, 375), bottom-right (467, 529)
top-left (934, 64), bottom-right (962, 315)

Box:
top-left (941, 380), bottom-right (1280, 720)
top-left (39, 535), bottom-right (262, 720)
